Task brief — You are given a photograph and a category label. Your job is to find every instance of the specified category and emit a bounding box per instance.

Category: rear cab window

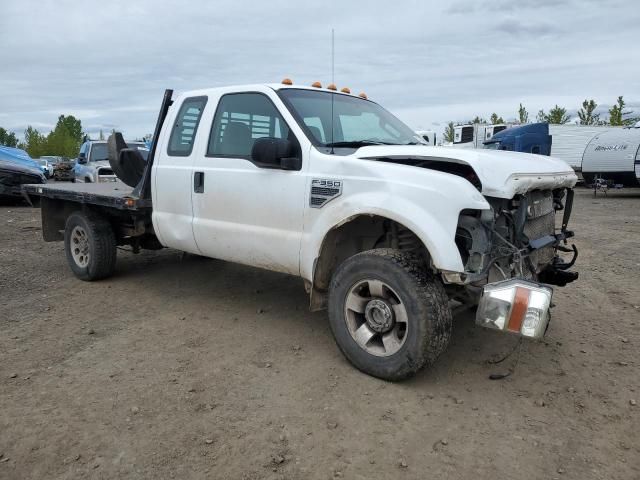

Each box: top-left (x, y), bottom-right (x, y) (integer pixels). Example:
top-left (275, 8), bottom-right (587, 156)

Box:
top-left (167, 96), bottom-right (208, 156)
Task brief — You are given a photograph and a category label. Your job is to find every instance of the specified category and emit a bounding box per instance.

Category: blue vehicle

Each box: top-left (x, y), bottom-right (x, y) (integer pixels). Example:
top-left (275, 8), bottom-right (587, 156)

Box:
top-left (483, 123), bottom-right (552, 155)
top-left (74, 140), bottom-right (148, 183)
top-left (0, 146), bottom-right (46, 200)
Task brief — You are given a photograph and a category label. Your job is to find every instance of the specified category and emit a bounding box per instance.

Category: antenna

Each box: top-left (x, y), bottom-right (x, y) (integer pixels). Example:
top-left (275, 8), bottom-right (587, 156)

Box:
top-left (330, 28), bottom-right (335, 154)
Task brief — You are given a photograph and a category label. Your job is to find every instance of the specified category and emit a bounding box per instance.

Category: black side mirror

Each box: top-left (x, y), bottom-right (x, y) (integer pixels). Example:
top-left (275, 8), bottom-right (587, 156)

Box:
top-left (251, 137), bottom-right (301, 170)
top-left (77, 152), bottom-right (87, 164)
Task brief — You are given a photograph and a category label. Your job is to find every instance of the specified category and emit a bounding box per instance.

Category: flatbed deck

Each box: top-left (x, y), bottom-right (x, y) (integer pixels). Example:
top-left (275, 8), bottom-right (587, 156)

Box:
top-left (23, 181), bottom-right (151, 211)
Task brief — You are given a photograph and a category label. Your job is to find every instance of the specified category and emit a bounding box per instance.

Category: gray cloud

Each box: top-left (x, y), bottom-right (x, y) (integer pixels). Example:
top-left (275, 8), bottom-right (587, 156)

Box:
top-left (0, 0), bottom-right (638, 141)
top-left (493, 19), bottom-right (561, 37)
top-left (446, 0), bottom-right (573, 15)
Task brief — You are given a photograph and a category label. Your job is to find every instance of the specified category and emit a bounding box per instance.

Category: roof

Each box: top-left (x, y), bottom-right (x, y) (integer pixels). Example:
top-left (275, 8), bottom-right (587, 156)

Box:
top-left (0, 145), bottom-right (40, 170)
top-left (175, 83), bottom-right (369, 101)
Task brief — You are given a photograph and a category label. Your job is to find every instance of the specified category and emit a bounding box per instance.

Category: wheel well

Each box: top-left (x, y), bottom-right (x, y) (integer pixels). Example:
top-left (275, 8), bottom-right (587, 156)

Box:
top-left (309, 215), bottom-right (432, 311)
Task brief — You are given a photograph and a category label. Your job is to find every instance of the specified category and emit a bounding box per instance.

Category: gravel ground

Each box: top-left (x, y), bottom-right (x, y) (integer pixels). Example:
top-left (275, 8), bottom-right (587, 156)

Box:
top-left (0, 187), bottom-right (638, 479)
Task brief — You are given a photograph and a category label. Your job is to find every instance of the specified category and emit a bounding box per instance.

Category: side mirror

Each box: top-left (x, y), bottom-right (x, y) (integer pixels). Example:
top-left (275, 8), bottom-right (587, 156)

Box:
top-left (77, 152), bottom-right (87, 164)
top-left (251, 137), bottom-right (301, 170)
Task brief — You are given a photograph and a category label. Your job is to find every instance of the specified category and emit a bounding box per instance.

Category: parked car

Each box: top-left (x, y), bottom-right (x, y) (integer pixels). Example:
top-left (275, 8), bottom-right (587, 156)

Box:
top-left (36, 158), bottom-right (54, 178)
top-left (25, 83), bottom-right (579, 381)
top-left (0, 146), bottom-right (46, 201)
top-left (73, 140), bottom-right (148, 183)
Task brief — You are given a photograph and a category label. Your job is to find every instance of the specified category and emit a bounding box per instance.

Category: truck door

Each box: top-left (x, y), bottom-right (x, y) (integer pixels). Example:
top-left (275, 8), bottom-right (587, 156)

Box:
top-left (191, 92), bottom-right (306, 275)
top-left (151, 95), bottom-right (208, 254)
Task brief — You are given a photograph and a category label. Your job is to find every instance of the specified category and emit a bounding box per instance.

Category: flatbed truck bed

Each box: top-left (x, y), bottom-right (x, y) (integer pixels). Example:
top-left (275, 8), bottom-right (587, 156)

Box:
top-left (22, 181), bottom-right (151, 211)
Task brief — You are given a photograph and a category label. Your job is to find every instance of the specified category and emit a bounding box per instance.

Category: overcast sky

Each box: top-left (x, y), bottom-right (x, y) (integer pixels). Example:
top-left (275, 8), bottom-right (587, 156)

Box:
top-left (1, 0), bottom-right (638, 141)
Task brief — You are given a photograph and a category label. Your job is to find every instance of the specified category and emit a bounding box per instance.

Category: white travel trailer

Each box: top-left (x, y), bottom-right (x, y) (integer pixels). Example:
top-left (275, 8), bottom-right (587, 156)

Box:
top-left (548, 125), bottom-right (620, 171)
top-left (581, 124), bottom-right (640, 187)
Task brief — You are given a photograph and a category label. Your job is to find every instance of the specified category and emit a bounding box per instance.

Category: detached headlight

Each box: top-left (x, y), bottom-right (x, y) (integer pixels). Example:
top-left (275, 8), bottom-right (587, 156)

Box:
top-left (476, 279), bottom-right (553, 339)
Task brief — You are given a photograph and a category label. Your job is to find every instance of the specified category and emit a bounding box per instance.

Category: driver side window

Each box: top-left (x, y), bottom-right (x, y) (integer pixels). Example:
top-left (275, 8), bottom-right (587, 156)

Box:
top-left (208, 93), bottom-right (290, 158)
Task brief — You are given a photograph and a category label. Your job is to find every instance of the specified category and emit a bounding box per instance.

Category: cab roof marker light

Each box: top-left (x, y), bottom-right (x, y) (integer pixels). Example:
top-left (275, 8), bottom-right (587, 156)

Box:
top-left (340, 87), bottom-right (351, 94)
top-left (358, 92), bottom-right (368, 99)
top-left (327, 83), bottom-right (337, 91)
top-left (311, 81), bottom-right (322, 88)
top-left (281, 78), bottom-right (293, 85)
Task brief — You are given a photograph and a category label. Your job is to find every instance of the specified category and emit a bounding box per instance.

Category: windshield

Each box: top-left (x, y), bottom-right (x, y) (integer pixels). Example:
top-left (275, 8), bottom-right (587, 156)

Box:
top-left (89, 142), bottom-right (146, 162)
top-left (278, 89), bottom-right (423, 148)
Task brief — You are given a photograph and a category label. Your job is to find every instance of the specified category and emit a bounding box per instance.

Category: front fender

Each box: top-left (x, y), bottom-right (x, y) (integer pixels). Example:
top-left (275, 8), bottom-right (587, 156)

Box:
top-left (300, 187), bottom-right (490, 281)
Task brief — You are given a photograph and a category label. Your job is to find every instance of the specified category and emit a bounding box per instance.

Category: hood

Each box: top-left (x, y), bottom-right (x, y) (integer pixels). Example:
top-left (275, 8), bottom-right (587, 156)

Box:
top-left (0, 159), bottom-right (46, 179)
top-left (355, 145), bottom-right (577, 198)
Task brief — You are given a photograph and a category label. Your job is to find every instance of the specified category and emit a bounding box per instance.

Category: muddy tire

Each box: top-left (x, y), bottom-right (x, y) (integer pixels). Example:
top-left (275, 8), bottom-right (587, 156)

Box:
top-left (328, 248), bottom-right (452, 381)
top-left (64, 211), bottom-right (117, 281)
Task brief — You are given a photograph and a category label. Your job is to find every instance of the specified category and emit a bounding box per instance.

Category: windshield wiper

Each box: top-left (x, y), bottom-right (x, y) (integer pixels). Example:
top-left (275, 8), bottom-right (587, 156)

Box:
top-left (324, 140), bottom-right (396, 148)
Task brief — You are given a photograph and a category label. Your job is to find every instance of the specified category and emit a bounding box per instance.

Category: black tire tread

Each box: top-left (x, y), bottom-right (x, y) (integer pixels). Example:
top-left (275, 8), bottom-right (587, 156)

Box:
top-left (65, 211), bottom-right (117, 281)
top-left (328, 248), bottom-right (452, 381)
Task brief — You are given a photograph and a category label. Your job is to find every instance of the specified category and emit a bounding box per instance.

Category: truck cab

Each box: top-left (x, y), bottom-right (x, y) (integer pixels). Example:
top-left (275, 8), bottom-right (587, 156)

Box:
top-left (483, 122), bottom-right (552, 155)
top-left (416, 130), bottom-right (436, 146)
top-left (74, 139), bottom-right (148, 183)
top-left (453, 123), bottom-right (509, 148)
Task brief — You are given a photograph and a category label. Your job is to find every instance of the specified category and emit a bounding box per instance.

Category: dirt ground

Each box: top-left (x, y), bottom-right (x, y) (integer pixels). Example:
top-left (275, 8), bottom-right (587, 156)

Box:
top-left (0, 187), bottom-right (638, 480)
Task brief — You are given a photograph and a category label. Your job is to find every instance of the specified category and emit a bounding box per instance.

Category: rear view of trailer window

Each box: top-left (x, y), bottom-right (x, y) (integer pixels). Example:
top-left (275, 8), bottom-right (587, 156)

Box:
top-left (167, 96), bottom-right (208, 156)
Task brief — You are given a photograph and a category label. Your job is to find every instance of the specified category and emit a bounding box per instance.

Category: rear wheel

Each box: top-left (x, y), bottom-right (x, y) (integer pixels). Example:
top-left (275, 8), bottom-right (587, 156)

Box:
top-left (328, 249), bottom-right (452, 381)
top-left (64, 211), bottom-right (117, 281)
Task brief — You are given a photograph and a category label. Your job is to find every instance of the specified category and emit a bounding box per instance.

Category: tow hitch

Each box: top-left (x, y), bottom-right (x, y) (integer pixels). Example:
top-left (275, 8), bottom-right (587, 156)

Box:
top-left (476, 279), bottom-right (553, 340)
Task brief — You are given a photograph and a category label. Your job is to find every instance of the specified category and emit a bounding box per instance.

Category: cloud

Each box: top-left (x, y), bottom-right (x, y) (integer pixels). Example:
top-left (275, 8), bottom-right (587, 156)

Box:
top-left (0, 0), bottom-right (638, 142)
top-left (446, 0), bottom-right (572, 15)
top-left (493, 19), bottom-right (561, 37)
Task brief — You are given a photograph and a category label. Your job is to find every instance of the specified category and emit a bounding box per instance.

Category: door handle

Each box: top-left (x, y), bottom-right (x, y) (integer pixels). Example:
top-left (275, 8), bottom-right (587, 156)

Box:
top-left (194, 171), bottom-right (204, 193)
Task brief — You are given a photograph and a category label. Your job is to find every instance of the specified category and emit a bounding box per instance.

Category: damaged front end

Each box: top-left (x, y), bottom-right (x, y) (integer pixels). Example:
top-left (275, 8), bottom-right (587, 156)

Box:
top-left (444, 187), bottom-right (578, 338)
top-left (446, 188), bottom-right (578, 287)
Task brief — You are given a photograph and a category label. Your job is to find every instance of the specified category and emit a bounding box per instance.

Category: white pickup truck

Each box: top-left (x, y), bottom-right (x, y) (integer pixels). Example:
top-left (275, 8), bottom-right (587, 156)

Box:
top-left (24, 82), bottom-right (579, 380)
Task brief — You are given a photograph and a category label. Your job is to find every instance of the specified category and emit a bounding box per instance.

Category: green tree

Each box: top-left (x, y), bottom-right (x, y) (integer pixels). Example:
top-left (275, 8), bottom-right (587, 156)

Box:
top-left (518, 103), bottom-right (529, 124)
top-left (608, 96), bottom-right (633, 126)
top-left (46, 115), bottom-right (83, 157)
top-left (490, 113), bottom-right (504, 124)
top-left (21, 126), bottom-right (47, 158)
top-left (99, 129), bottom-right (105, 140)
top-left (578, 99), bottom-right (599, 125)
top-left (538, 105), bottom-right (570, 124)
top-left (0, 127), bottom-right (19, 147)
top-left (471, 116), bottom-right (485, 124)
top-left (443, 122), bottom-right (455, 143)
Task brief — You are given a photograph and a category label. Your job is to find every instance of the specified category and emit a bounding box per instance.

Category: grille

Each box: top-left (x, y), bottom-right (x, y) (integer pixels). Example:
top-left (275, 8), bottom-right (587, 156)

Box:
top-left (523, 191), bottom-right (555, 269)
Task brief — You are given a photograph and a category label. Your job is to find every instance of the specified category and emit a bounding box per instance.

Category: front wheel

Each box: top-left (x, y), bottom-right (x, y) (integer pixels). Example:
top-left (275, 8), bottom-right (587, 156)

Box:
top-left (64, 211), bottom-right (117, 281)
top-left (328, 249), bottom-right (452, 381)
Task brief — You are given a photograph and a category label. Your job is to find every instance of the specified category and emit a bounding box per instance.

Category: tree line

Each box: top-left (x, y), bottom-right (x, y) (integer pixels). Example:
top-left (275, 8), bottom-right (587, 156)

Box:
top-left (0, 115), bottom-right (84, 159)
top-left (443, 96), bottom-right (637, 143)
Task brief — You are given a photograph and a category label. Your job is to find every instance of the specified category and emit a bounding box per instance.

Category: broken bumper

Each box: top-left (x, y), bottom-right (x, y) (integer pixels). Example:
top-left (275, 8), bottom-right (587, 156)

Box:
top-left (476, 279), bottom-right (553, 339)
